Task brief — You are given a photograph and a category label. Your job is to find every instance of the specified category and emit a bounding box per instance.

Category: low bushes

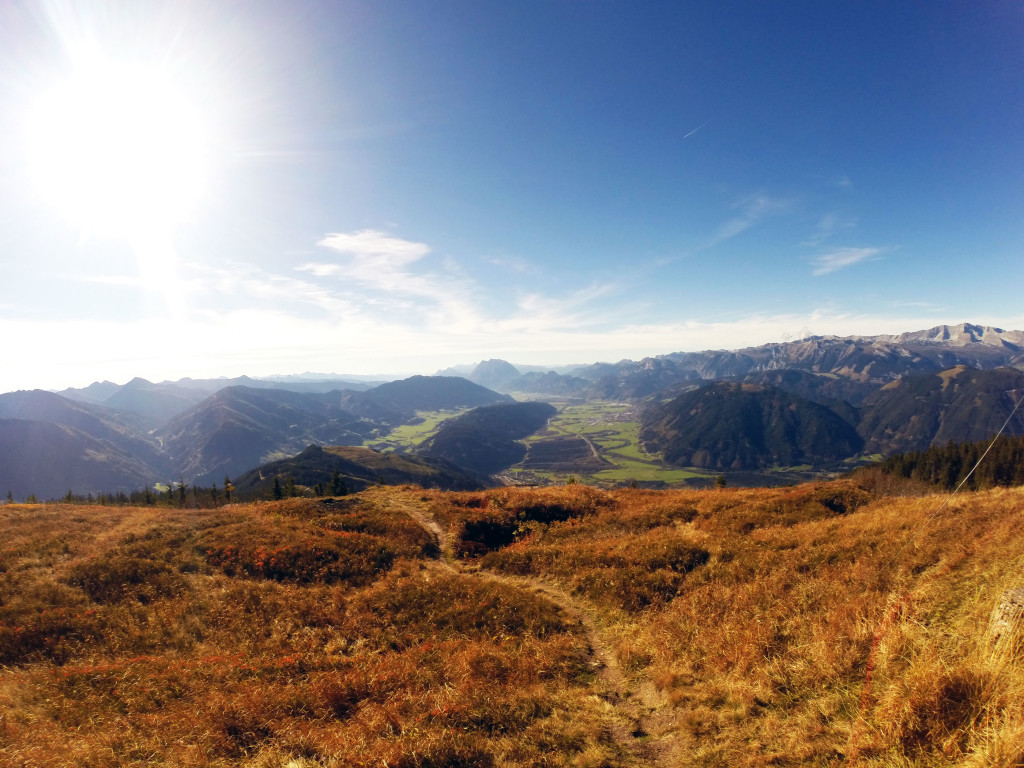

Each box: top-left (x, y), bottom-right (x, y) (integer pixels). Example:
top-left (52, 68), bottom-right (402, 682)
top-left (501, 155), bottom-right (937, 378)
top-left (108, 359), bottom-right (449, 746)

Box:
top-left (202, 535), bottom-right (394, 586)
top-left (66, 552), bottom-right (186, 604)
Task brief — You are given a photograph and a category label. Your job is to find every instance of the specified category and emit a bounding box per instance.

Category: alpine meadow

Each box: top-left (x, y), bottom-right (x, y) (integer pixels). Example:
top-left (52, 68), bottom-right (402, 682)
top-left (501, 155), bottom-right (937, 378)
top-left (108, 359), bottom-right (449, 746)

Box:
top-left (3, 2), bottom-right (1024, 767)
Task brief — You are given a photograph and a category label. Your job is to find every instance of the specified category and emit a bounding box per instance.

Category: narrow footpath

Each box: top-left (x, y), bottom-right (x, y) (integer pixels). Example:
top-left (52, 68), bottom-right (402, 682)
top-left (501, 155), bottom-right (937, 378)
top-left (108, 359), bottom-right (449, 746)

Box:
top-left (372, 490), bottom-right (674, 767)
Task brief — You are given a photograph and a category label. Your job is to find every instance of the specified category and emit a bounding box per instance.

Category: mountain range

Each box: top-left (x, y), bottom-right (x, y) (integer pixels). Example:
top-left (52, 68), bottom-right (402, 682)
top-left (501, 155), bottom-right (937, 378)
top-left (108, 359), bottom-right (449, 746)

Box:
top-left (0, 376), bottom-right (509, 498)
top-left (2, 322), bottom-right (1022, 497)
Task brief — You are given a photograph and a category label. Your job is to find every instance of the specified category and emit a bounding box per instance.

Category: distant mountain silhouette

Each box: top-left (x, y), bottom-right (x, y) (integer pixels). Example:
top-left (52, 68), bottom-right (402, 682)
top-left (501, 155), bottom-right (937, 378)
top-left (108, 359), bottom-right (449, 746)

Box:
top-left (60, 375), bottom-right (383, 427)
top-left (468, 359), bottom-right (522, 390)
top-left (509, 370), bottom-right (591, 397)
top-left (102, 378), bottom-right (211, 429)
top-left (580, 323), bottom-right (1024, 403)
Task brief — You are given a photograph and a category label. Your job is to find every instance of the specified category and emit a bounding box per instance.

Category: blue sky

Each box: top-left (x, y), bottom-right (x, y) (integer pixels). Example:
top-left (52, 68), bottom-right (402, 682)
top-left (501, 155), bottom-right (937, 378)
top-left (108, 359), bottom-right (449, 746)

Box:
top-left (1, 1), bottom-right (1023, 391)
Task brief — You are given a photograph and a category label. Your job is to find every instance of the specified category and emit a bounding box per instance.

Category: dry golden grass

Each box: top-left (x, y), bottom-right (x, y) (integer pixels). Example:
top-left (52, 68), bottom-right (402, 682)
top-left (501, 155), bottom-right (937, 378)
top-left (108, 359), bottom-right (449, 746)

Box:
top-left (1, 481), bottom-right (1022, 766)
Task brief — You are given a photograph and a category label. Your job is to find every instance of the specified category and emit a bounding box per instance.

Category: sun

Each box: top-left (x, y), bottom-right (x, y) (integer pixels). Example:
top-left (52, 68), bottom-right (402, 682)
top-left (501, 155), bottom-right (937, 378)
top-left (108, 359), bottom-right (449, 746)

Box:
top-left (25, 57), bottom-right (212, 240)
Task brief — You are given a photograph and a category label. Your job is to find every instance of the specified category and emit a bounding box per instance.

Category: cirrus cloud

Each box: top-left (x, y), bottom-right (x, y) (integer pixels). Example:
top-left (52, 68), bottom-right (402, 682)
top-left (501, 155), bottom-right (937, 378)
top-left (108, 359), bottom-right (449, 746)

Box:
top-left (812, 246), bottom-right (881, 276)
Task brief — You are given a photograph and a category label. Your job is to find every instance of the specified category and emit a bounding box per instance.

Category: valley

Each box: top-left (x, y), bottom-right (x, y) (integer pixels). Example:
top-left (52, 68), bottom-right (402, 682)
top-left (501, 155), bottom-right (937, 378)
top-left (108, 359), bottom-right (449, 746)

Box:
top-left (1, 323), bottom-right (1023, 501)
top-left (513, 402), bottom-right (708, 486)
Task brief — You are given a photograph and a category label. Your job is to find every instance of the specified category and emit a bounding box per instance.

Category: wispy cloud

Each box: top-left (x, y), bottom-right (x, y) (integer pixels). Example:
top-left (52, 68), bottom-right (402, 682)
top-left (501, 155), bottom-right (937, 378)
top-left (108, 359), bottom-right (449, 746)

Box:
top-left (5, 294), bottom-right (1021, 391)
top-left (5, 225), bottom-right (1011, 392)
top-left (316, 230), bottom-right (430, 269)
top-left (802, 212), bottom-right (858, 246)
top-left (812, 246), bottom-right (881, 276)
top-left (484, 255), bottom-right (538, 274)
top-left (710, 194), bottom-right (792, 246)
top-left (297, 230), bottom-right (480, 327)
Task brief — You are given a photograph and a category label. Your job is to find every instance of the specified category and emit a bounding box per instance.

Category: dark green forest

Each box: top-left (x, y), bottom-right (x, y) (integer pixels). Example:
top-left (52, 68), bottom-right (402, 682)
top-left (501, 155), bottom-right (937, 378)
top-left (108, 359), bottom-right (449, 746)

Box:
top-left (872, 434), bottom-right (1024, 490)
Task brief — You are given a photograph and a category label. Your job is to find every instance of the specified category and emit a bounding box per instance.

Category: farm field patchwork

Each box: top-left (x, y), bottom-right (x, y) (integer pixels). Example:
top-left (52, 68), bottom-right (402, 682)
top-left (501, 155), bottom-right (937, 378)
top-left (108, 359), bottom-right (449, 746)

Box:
top-left (359, 401), bottom-right (865, 487)
top-left (513, 402), bottom-right (715, 486)
top-left (364, 409), bottom-right (471, 451)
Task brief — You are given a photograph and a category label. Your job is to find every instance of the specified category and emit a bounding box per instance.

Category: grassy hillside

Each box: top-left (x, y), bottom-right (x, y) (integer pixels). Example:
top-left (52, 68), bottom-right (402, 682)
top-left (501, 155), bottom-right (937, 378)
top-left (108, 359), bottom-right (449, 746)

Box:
top-left (1, 482), bottom-right (1021, 766)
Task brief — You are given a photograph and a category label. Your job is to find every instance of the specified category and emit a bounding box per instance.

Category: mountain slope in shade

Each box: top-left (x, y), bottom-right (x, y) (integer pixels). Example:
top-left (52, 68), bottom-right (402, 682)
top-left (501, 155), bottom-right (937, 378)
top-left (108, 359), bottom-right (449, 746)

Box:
top-left (156, 387), bottom-right (377, 486)
top-left (156, 376), bottom-right (508, 486)
top-left (858, 366), bottom-right (1024, 455)
top-left (0, 389), bottom-right (168, 474)
top-left (360, 375), bottom-right (513, 415)
top-left (640, 382), bottom-right (863, 470)
top-left (102, 378), bottom-right (211, 429)
top-left (416, 401), bottom-right (557, 476)
top-left (0, 419), bottom-right (161, 499)
top-left (233, 444), bottom-right (485, 495)
top-left (733, 370), bottom-right (875, 414)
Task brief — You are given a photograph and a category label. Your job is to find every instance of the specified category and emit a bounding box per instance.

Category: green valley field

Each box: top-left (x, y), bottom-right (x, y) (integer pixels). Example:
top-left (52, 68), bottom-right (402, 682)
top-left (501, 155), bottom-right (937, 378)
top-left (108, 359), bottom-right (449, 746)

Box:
top-left (512, 402), bottom-right (709, 485)
top-left (363, 401), bottom-right (722, 487)
top-left (1, 480), bottom-right (1022, 766)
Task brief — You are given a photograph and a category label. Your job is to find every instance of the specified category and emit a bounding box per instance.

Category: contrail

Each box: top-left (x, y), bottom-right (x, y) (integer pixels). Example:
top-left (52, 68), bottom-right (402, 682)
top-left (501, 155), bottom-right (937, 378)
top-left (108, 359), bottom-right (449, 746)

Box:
top-left (681, 121), bottom-right (709, 140)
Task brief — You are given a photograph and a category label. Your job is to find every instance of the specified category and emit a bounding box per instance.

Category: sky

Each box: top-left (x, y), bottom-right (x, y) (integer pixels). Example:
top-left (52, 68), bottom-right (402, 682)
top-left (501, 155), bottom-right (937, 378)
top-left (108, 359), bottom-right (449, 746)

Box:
top-left (1, 0), bottom-right (1023, 392)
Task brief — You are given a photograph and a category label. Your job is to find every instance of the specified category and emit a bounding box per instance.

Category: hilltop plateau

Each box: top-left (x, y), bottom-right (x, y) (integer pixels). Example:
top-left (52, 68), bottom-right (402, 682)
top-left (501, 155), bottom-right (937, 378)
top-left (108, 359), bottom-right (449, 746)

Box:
top-left (1, 480), bottom-right (1021, 766)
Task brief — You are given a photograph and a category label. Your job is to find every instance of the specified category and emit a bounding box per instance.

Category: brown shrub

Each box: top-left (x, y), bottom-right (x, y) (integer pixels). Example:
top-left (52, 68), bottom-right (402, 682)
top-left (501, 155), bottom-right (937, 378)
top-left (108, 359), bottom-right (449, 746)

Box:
top-left (66, 553), bottom-right (186, 604)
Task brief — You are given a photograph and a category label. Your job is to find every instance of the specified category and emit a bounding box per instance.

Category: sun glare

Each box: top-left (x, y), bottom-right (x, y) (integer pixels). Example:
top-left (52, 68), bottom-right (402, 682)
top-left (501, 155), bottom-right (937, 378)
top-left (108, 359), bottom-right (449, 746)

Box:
top-left (25, 59), bottom-right (211, 239)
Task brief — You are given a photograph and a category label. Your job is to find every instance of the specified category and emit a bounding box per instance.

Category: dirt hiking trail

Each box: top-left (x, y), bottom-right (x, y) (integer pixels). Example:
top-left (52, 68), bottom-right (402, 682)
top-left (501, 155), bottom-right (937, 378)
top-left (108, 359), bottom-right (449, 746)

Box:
top-left (371, 490), bottom-right (677, 767)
